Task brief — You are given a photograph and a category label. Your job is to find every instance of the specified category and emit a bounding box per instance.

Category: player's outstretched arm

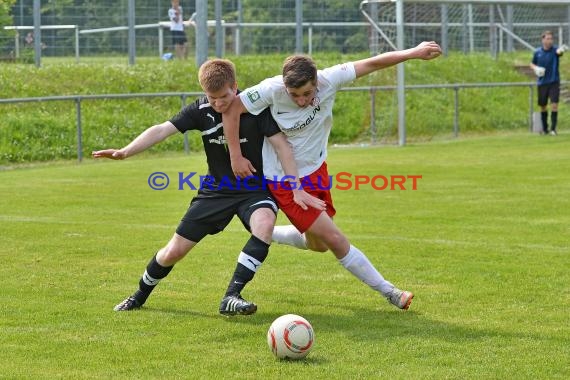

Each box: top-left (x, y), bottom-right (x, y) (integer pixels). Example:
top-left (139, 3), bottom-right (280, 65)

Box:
top-left (222, 96), bottom-right (256, 177)
top-left (92, 121), bottom-right (178, 160)
top-left (353, 41), bottom-right (442, 79)
top-left (267, 133), bottom-right (326, 212)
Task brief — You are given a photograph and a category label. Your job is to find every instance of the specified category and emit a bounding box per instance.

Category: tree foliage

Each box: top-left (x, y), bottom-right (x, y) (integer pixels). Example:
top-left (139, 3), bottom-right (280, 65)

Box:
top-left (0, 0), bottom-right (16, 55)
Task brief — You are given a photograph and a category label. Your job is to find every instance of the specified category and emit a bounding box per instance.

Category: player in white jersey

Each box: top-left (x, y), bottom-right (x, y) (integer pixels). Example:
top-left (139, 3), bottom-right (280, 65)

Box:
top-left (222, 41), bottom-right (442, 310)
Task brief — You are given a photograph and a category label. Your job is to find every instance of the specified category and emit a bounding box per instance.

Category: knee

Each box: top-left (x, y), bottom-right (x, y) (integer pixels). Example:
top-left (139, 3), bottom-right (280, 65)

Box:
top-left (328, 231), bottom-right (347, 250)
top-left (306, 233), bottom-right (333, 253)
top-left (250, 211), bottom-right (276, 243)
top-left (307, 242), bottom-right (328, 253)
top-left (159, 243), bottom-right (189, 265)
top-left (306, 228), bottom-right (347, 253)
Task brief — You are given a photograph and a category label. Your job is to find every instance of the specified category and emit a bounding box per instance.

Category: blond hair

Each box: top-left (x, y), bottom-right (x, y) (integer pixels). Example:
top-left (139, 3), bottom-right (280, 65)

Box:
top-left (198, 59), bottom-right (236, 92)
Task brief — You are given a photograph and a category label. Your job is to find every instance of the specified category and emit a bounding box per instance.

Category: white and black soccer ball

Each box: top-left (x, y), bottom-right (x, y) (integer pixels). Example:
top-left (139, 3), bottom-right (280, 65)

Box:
top-left (267, 314), bottom-right (314, 360)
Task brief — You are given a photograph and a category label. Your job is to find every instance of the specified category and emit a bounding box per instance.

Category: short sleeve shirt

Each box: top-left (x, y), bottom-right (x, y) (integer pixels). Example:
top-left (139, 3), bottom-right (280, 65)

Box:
top-left (532, 46), bottom-right (561, 85)
top-left (239, 62), bottom-right (357, 178)
top-left (170, 95), bottom-right (280, 193)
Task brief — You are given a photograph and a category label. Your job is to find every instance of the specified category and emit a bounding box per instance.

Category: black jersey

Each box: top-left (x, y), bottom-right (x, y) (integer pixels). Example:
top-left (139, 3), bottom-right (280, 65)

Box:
top-left (170, 94), bottom-right (280, 194)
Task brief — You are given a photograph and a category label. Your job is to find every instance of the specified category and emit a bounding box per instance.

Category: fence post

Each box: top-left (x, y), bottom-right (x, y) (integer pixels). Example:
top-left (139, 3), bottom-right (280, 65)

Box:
top-left (215, 0), bottom-right (223, 58)
top-left (127, 0), bottom-right (135, 65)
top-left (76, 97), bottom-right (83, 162)
top-left (454, 86), bottom-right (459, 138)
top-left (308, 25), bottom-right (313, 55)
top-left (529, 85), bottom-right (534, 132)
top-left (462, 4), bottom-right (468, 54)
top-left (506, 5), bottom-right (514, 52)
top-left (236, 0), bottom-right (242, 55)
top-left (14, 32), bottom-right (19, 59)
top-left (396, 0), bottom-right (406, 146)
top-left (370, 2), bottom-right (379, 55)
top-left (295, 0), bottom-right (303, 53)
top-left (468, 3), bottom-right (474, 53)
top-left (75, 26), bottom-right (80, 63)
top-left (441, 4), bottom-right (448, 57)
top-left (158, 27), bottom-right (163, 57)
top-left (566, 5), bottom-right (570, 46)
top-left (370, 88), bottom-right (377, 144)
top-left (489, 5), bottom-right (497, 59)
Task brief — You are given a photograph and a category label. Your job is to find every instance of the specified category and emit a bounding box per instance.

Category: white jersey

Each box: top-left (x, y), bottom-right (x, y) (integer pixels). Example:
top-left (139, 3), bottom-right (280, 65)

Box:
top-left (240, 62), bottom-right (356, 179)
top-left (168, 6), bottom-right (185, 31)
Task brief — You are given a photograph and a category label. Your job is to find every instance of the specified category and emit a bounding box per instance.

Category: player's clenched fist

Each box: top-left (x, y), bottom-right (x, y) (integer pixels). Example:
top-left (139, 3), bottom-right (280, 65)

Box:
top-left (414, 41), bottom-right (443, 60)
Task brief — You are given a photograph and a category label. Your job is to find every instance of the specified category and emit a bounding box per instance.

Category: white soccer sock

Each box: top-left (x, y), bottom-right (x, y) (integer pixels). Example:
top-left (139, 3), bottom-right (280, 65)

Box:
top-left (339, 245), bottom-right (394, 296)
top-left (272, 225), bottom-right (308, 250)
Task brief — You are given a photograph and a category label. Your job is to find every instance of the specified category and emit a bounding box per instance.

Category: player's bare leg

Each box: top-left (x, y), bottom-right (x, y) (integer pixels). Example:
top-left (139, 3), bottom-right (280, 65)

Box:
top-left (306, 212), bottom-right (414, 310)
top-left (114, 234), bottom-right (196, 311)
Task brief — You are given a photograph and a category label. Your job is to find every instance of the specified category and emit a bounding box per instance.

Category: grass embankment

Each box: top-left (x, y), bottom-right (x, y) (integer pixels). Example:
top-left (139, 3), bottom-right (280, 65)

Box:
top-left (1, 52), bottom-right (564, 163)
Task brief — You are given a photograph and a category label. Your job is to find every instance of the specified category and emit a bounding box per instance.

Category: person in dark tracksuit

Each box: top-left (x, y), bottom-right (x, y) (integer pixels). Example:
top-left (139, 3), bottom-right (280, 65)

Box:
top-left (530, 30), bottom-right (567, 135)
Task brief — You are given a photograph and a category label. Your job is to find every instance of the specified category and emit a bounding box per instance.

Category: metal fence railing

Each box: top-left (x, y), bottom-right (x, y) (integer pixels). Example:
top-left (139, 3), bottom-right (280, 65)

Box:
top-left (0, 81), bottom-right (558, 162)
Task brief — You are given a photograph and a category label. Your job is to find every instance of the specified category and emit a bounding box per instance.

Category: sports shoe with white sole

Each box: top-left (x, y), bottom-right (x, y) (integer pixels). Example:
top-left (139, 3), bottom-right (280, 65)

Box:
top-left (114, 295), bottom-right (142, 311)
top-left (387, 288), bottom-right (414, 310)
top-left (219, 294), bottom-right (257, 316)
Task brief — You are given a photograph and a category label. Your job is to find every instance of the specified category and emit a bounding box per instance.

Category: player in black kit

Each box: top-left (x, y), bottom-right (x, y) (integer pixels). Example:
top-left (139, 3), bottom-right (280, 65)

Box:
top-left (93, 59), bottom-right (324, 315)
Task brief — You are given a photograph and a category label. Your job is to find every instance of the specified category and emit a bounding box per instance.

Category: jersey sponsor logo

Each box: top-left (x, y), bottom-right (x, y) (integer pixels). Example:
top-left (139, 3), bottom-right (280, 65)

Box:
top-left (247, 90), bottom-right (261, 103)
top-left (206, 113), bottom-right (215, 123)
top-left (285, 105), bottom-right (321, 134)
top-left (208, 136), bottom-right (249, 145)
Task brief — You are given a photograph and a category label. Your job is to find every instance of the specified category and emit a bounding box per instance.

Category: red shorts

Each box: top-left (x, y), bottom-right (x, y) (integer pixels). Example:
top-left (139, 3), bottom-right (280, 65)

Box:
top-left (268, 162), bottom-right (336, 233)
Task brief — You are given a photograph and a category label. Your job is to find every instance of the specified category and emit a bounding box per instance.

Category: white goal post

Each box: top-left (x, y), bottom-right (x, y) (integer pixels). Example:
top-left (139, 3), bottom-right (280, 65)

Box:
top-left (360, 0), bottom-right (570, 145)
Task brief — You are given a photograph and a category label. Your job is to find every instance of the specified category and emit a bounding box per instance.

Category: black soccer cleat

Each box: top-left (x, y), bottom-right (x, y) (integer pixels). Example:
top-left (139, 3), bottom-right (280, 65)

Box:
top-left (219, 294), bottom-right (257, 316)
top-left (114, 295), bottom-right (142, 311)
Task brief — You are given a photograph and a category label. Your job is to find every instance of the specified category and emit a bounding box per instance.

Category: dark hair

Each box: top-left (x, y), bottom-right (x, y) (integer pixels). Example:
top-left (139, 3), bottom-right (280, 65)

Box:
top-left (282, 55), bottom-right (317, 89)
top-left (198, 59), bottom-right (236, 92)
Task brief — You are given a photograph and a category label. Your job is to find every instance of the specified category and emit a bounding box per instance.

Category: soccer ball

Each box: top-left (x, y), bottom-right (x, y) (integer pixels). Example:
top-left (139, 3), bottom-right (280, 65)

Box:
top-left (267, 314), bottom-right (314, 360)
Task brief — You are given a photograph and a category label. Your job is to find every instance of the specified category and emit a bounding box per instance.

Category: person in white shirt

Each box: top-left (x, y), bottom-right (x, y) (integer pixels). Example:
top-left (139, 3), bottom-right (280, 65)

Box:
top-left (168, 0), bottom-right (188, 60)
top-left (222, 41), bottom-right (442, 310)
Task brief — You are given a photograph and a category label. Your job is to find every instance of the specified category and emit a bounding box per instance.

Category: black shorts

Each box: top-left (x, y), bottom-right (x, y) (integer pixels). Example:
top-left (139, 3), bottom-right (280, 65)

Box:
top-left (538, 82), bottom-right (560, 107)
top-left (175, 191), bottom-right (278, 243)
top-left (171, 30), bottom-right (187, 45)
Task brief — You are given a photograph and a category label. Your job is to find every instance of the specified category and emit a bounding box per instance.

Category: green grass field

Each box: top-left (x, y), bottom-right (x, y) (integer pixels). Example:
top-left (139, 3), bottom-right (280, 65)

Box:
top-left (1, 132), bottom-right (569, 379)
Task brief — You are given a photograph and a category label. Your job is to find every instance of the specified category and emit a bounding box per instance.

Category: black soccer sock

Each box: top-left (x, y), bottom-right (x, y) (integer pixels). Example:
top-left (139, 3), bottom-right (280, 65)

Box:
top-left (551, 111), bottom-right (558, 131)
top-left (541, 111), bottom-right (549, 133)
top-left (133, 254), bottom-right (174, 305)
top-left (224, 235), bottom-right (270, 297)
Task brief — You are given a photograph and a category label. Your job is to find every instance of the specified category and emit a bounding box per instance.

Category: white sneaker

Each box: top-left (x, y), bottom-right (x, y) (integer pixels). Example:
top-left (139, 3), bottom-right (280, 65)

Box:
top-left (550, 130), bottom-right (558, 136)
top-left (387, 288), bottom-right (414, 310)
